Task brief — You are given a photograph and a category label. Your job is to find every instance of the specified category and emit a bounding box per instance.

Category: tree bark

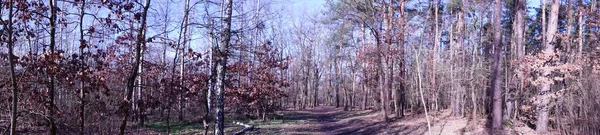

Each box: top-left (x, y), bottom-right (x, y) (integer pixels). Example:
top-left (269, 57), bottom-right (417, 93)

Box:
top-left (137, 40), bottom-right (146, 125)
top-left (536, 0), bottom-right (559, 133)
top-left (214, 0), bottom-right (233, 134)
top-left (491, 0), bottom-right (504, 130)
top-left (119, 0), bottom-right (150, 134)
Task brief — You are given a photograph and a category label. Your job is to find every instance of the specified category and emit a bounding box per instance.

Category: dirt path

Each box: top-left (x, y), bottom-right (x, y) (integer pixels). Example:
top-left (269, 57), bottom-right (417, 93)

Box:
top-left (241, 106), bottom-right (538, 135)
top-left (251, 106), bottom-right (454, 135)
top-left (254, 106), bottom-right (387, 134)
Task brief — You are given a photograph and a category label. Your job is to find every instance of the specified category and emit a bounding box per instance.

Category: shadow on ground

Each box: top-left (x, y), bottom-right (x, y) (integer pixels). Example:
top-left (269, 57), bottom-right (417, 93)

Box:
top-left (253, 106), bottom-right (430, 135)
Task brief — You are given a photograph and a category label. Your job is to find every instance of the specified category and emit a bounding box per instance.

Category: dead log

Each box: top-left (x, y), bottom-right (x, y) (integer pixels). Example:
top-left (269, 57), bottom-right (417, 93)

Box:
top-left (232, 121), bottom-right (254, 135)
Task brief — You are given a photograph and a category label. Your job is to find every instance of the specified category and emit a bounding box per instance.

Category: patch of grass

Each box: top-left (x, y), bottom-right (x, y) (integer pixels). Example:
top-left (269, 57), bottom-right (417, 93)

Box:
top-left (145, 120), bottom-right (204, 134)
top-left (503, 119), bottom-right (512, 126)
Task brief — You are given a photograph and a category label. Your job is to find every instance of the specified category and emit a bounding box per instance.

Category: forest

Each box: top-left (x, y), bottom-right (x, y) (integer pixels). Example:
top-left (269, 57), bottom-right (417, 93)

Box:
top-left (1, 0), bottom-right (600, 134)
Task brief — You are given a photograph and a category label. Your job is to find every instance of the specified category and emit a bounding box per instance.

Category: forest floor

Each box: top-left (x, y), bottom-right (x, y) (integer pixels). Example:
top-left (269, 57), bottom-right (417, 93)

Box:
top-left (133, 106), bottom-right (539, 135)
top-left (247, 106), bottom-right (488, 135)
top-left (2, 106), bottom-right (541, 134)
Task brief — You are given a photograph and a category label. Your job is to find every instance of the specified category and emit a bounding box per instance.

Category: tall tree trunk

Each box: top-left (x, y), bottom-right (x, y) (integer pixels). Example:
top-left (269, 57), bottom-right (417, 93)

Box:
top-left (430, 0), bottom-right (440, 112)
top-left (452, 1), bottom-right (466, 116)
top-left (393, 0), bottom-right (406, 119)
top-left (536, 0), bottom-right (559, 133)
top-left (384, 0), bottom-right (393, 116)
top-left (361, 24), bottom-right (368, 111)
top-left (7, 0), bottom-right (18, 134)
top-left (203, 2), bottom-right (217, 134)
top-left (503, 0), bottom-right (524, 121)
top-left (137, 42), bottom-right (146, 125)
top-left (214, 0), bottom-right (233, 134)
top-left (340, 40), bottom-right (348, 111)
top-left (48, 0), bottom-right (58, 134)
top-left (178, 0), bottom-right (191, 121)
top-left (119, 0), bottom-right (150, 134)
top-left (450, 15), bottom-right (458, 117)
top-left (469, 15), bottom-right (480, 122)
top-left (507, 0), bottom-right (526, 122)
top-left (78, 0), bottom-right (87, 133)
top-left (377, 37), bottom-right (387, 121)
top-left (491, 0), bottom-right (504, 130)
top-left (377, 0), bottom-right (391, 121)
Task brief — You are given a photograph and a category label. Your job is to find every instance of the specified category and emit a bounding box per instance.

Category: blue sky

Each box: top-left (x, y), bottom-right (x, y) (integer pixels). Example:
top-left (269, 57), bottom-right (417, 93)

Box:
top-left (287, 0), bottom-right (326, 21)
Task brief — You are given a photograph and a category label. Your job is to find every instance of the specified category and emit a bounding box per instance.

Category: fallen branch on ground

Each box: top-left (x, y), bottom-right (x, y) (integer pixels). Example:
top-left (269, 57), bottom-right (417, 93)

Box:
top-left (232, 121), bottom-right (254, 135)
